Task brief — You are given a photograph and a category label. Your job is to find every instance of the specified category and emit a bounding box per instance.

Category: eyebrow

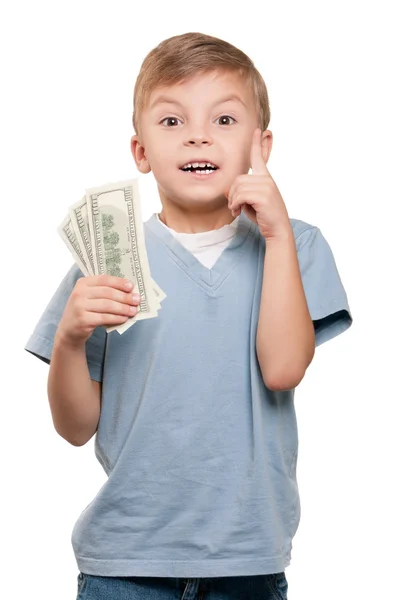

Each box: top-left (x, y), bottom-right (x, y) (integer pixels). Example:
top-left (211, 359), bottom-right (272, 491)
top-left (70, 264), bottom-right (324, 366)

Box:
top-left (149, 94), bottom-right (247, 110)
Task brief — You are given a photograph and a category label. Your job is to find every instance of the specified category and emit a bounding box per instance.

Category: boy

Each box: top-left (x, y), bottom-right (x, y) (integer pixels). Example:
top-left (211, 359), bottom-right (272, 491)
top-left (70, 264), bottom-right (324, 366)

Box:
top-left (25, 32), bottom-right (353, 600)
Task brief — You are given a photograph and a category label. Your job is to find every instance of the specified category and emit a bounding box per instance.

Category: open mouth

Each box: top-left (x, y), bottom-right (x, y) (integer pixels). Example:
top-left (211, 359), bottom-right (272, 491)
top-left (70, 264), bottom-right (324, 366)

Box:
top-left (179, 161), bottom-right (219, 175)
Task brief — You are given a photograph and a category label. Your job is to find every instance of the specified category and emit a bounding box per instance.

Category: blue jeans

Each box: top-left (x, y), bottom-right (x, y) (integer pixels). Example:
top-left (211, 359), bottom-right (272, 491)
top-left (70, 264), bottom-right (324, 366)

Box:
top-left (76, 572), bottom-right (288, 599)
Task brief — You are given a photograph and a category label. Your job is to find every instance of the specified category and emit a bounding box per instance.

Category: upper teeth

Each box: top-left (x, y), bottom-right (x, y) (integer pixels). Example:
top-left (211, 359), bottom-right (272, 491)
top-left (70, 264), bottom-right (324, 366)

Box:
top-left (182, 162), bottom-right (216, 169)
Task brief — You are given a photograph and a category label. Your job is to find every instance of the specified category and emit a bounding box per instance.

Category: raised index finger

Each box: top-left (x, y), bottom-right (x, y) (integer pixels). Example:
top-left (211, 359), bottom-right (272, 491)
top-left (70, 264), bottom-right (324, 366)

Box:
top-left (250, 128), bottom-right (269, 176)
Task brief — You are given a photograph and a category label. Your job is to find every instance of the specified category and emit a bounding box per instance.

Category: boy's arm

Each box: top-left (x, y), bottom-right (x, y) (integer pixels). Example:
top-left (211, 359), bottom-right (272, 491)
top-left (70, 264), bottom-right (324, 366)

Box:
top-left (256, 224), bottom-right (353, 391)
top-left (256, 230), bottom-right (315, 392)
top-left (47, 329), bottom-right (101, 447)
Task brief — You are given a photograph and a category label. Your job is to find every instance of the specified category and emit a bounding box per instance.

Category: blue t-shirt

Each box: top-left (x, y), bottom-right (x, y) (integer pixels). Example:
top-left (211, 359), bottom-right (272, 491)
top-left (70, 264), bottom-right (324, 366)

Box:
top-left (25, 211), bottom-right (352, 578)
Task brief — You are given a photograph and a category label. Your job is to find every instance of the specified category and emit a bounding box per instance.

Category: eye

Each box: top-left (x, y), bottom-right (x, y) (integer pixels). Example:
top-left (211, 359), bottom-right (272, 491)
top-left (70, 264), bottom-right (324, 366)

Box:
top-left (160, 117), bottom-right (182, 127)
top-left (216, 115), bottom-right (236, 126)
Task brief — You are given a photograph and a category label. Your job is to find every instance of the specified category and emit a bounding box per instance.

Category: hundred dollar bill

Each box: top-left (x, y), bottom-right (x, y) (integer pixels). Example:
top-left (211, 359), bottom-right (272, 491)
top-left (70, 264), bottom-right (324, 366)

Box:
top-left (58, 217), bottom-right (165, 333)
top-left (58, 215), bottom-right (90, 276)
top-left (58, 221), bottom-right (166, 333)
top-left (85, 178), bottom-right (162, 333)
top-left (58, 180), bottom-right (166, 335)
top-left (68, 194), bottom-right (163, 304)
top-left (69, 196), bottom-right (95, 275)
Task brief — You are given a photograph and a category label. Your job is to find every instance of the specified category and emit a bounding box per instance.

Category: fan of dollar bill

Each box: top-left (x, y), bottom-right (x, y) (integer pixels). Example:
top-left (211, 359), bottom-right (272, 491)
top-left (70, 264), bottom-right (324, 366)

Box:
top-left (58, 178), bottom-right (166, 335)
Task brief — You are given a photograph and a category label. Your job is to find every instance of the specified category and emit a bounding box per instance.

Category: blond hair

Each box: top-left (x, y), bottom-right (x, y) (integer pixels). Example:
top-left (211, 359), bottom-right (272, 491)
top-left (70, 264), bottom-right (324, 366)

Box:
top-left (132, 32), bottom-right (271, 137)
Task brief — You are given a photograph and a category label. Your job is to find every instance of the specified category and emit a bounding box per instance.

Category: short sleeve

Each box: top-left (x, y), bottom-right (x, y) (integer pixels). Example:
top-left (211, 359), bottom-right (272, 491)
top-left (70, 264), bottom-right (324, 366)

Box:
top-left (24, 264), bottom-right (107, 381)
top-left (297, 226), bottom-right (353, 347)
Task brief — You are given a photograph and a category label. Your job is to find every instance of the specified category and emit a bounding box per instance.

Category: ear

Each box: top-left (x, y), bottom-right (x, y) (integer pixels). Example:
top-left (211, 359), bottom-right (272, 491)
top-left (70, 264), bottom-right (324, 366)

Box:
top-left (131, 135), bottom-right (151, 174)
top-left (261, 130), bottom-right (273, 165)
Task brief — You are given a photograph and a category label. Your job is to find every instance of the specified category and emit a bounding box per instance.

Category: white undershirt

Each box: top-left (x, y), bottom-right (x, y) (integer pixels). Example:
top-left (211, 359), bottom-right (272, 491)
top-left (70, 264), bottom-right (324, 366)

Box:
top-left (155, 213), bottom-right (239, 269)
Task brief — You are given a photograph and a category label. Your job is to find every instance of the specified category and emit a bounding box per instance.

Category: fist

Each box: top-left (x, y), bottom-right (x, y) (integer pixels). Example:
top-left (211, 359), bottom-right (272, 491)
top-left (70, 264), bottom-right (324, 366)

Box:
top-left (57, 275), bottom-right (141, 346)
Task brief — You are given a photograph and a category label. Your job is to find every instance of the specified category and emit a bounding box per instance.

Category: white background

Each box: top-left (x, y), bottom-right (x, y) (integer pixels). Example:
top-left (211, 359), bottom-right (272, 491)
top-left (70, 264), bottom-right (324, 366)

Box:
top-left (2, 1), bottom-right (397, 598)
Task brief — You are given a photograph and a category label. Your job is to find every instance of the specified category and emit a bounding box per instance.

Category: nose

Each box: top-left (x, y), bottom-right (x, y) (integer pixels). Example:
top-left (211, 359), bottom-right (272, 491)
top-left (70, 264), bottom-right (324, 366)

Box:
top-left (188, 139), bottom-right (209, 145)
top-left (184, 126), bottom-right (213, 146)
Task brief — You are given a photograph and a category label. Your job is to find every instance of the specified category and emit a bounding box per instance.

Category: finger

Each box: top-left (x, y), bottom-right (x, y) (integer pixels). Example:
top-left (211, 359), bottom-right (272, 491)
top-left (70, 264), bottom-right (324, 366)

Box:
top-left (226, 176), bottom-right (247, 205)
top-left (88, 286), bottom-right (141, 306)
top-left (88, 298), bottom-right (139, 317)
top-left (225, 174), bottom-right (250, 202)
top-left (250, 128), bottom-right (269, 176)
top-left (229, 192), bottom-right (249, 214)
top-left (228, 174), bottom-right (261, 204)
top-left (230, 182), bottom-right (266, 199)
top-left (230, 190), bottom-right (264, 213)
top-left (86, 312), bottom-right (131, 329)
top-left (85, 275), bottom-right (134, 292)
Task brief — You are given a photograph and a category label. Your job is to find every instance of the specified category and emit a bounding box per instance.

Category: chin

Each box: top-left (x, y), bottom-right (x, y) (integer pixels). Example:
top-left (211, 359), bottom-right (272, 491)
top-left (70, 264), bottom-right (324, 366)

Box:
top-left (159, 180), bottom-right (226, 207)
top-left (183, 192), bottom-right (226, 206)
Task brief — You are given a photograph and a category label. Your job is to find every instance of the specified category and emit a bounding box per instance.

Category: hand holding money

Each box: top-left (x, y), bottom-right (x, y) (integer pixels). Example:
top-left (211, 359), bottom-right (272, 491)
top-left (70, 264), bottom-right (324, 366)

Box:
top-left (56, 275), bottom-right (142, 346)
top-left (58, 179), bottom-right (166, 335)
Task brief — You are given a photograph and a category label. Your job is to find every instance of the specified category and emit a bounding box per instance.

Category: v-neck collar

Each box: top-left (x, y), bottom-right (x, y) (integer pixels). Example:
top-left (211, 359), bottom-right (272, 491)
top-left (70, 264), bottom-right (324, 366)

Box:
top-left (145, 211), bottom-right (255, 293)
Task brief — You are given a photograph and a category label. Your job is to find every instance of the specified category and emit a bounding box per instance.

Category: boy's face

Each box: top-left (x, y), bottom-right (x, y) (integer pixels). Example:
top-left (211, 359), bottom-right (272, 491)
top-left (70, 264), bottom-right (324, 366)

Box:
top-left (131, 69), bottom-right (271, 213)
